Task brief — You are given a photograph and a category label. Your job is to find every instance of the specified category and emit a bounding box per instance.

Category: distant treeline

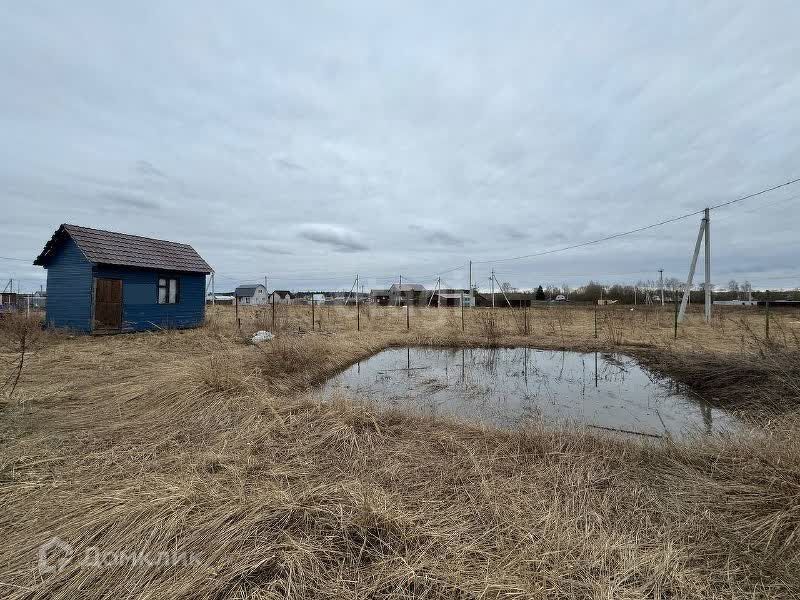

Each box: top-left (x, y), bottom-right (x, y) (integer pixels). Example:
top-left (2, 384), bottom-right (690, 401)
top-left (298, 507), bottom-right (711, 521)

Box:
top-left (501, 280), bottom-right (800, 305)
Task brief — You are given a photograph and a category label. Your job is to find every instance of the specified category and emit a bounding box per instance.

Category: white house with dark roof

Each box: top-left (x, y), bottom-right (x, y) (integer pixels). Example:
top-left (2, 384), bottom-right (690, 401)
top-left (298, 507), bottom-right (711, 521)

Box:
top-left (234, 284), bottom-right (268, 305)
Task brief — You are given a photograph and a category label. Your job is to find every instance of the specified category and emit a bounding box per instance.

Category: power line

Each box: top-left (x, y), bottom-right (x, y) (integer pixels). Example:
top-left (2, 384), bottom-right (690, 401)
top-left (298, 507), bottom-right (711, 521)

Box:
top-left (712, 191), bottom-right (800, 224)
top-left (473, 176), bottom-right (800, 266)
top-left (0, 256), bottom-right (31, 263)
top-left (707, 177), bottom-right (800, 211)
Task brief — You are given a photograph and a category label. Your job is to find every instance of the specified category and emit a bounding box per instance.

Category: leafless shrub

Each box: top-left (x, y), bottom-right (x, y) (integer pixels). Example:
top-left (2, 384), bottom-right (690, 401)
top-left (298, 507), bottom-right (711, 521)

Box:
top-left (603, 310), bottom-right (625, 346)
top-left (0, 312), bottom-right (45, 398)
top-left (477, 310), bottom-right (499, 344)
top-left (543, 314), bottom-right (557, 337)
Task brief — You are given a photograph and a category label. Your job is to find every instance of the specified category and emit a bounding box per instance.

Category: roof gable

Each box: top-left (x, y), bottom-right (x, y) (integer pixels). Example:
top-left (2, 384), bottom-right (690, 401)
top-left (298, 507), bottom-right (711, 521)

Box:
top-left (234, 284), bottom-right (265, 297)
top-left (34, 224), bottom-right (212, 274)
top-left (389, 283), bottom-right (425, 292)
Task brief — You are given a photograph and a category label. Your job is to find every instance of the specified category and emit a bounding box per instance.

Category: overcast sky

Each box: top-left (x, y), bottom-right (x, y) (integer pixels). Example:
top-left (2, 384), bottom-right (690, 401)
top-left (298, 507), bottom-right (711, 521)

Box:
top-left (2, 2), bottom-right (800, 293)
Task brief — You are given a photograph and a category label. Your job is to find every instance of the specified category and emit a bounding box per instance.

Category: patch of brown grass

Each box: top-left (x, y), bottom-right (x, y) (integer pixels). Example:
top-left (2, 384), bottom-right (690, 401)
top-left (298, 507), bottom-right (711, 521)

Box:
top-left (0, 305), bottom-right (799, 598)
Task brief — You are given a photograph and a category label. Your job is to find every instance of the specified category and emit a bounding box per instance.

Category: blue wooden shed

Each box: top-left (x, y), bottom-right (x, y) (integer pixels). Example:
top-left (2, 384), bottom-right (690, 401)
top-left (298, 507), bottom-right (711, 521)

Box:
top-left (34, 224), bottom-right (213, 333)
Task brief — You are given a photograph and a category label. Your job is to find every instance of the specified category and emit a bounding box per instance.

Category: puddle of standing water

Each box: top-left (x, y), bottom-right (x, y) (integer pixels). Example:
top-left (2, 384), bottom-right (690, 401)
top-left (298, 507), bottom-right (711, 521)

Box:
top-left (316, 347), bottom-right (736, 438)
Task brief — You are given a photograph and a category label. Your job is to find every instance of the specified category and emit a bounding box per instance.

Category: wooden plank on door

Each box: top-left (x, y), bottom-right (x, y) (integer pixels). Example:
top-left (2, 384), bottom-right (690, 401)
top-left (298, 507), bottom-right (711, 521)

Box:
top-left (94, 278), bottom-right (122, 330)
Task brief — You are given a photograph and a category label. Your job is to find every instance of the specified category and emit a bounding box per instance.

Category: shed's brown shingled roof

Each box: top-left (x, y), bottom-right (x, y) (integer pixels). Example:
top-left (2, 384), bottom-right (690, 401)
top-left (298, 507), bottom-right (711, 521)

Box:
top-left (34, 224), bottom-right (213, 273)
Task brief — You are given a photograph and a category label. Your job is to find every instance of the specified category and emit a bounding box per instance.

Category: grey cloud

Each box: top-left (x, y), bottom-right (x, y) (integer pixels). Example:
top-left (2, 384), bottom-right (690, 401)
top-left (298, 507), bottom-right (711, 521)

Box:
top-left (135, 160), bottom-right (167, 179)
top-left (99, 189), bottom-right (162, 212)
top-left (408, 223), bottom-right (464, 247)
top-left (2, 3), bottom-right (800, 292)
top-left (296, 223), bottom-right (368, 252)
top-left (255, 242), bottom-right (295, 256)
top-left (498, 226), bottom-right (529, 241)
top-left (274, 157), bottom-right (306, 172)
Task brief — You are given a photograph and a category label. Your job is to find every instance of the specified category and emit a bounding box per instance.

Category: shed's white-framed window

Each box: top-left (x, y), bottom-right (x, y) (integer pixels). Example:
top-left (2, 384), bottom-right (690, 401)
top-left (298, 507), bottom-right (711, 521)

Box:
top-left (158, 277), bottom-right (179, 304)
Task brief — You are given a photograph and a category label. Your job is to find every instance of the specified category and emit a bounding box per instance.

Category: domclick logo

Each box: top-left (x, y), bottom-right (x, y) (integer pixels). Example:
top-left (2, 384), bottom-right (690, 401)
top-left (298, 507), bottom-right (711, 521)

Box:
top-left (38, 537), bottom-right (74, 574)
top-left (37, 537), bottom-right (202, 575)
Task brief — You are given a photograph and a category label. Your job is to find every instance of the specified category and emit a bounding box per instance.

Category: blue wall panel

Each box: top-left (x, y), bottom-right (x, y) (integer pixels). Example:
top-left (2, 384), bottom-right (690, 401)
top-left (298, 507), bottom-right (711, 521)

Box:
top-left (44, 238), bottom-right (93, 331)
top-left (93, 267), bottom-right (206, 331)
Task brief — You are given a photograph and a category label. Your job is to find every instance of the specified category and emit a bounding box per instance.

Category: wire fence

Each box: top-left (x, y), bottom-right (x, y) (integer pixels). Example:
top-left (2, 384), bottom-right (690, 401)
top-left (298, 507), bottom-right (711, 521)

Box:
top-left (209, 300), bottom-right (800, 348)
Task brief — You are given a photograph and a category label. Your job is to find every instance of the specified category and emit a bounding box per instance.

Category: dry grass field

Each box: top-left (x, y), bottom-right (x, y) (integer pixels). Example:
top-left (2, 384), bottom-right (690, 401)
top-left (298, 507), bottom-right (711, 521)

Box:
top-left (1, 304), bottom-right (799, 599)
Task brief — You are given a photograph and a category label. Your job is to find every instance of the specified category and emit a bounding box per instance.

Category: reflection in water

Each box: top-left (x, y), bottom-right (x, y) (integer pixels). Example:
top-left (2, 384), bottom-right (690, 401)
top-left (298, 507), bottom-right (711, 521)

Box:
top-left (317, 347), bottom-right (737, 438)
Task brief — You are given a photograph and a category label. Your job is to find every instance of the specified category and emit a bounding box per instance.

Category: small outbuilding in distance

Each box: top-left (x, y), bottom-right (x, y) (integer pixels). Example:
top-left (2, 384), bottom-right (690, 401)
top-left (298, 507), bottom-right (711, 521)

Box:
top-left (34, 224), bottom-right (213, 333)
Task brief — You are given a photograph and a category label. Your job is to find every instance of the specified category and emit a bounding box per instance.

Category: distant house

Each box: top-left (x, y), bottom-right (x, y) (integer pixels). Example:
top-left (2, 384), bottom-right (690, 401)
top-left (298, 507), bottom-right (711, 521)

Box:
top-left (475, 291), bottom-right (535, 307)
top-left (370, 289), bottom-right (391, 305)
top-left (207, 293), bottom-right (234, 305)
top-left (34, 224), bottom-right (212, 332)
top-left (0, 292), bottom-right (17, 306)
top-left (430, 289), bottom-right (474, 307)
top-left (389, 283), bottom-right (427, 306)
top-left (290, 292), bottom-right (326, 305)
top-left (234, 284), bottom-right (268, 305)
top-left (269, 290), bottom-right (293, 304)
top-left (32, 291), bottom-right (46, 310)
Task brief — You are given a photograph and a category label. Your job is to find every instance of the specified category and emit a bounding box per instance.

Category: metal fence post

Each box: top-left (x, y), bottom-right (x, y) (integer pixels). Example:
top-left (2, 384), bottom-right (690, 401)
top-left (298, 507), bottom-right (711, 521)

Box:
top-left (673, 296), bottom-right (679, 339)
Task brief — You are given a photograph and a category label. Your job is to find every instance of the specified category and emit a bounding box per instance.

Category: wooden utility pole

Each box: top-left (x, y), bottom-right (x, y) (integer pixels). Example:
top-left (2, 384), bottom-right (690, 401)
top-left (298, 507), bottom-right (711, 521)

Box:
top-left (658, 269), bottom-right (664, 307)
top-left (356, 274), bottom-right (360, 331)
top-left (491, 269), bottom-right (495, 308)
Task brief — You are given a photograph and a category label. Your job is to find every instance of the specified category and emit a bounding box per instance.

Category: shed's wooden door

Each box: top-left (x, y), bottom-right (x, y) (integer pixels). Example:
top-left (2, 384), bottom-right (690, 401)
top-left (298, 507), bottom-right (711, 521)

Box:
top-left (94, 278), bottom-right (122, 330)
